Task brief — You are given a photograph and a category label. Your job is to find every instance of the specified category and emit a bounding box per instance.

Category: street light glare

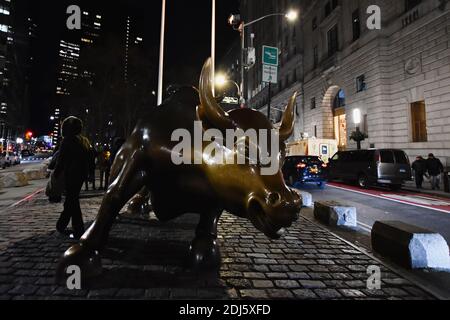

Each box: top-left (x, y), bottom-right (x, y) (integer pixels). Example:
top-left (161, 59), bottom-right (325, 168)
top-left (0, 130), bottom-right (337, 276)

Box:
top-left (353, 108), bottom-right (362, 125)
top-left (285, 10), bottom-right (299, 22)
top-left (215, 74), bottom-right (227, 87)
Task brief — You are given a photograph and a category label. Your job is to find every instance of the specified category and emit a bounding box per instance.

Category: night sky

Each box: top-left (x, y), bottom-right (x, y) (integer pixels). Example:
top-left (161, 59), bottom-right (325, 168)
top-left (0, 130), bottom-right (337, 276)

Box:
top-left (27, 0), bottom-right (240, 135)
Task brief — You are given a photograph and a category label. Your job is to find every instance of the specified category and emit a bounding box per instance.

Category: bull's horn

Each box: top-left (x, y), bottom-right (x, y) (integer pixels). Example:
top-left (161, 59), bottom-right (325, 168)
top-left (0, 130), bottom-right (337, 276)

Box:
top-left (198, 58), bottom-right (235, 129)
top-left (278, 92), bottom-right (298, 142)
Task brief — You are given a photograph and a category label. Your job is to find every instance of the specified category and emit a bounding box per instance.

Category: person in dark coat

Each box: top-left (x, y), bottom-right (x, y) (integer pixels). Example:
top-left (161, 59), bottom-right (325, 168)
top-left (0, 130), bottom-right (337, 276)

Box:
top-left (411, 156), bottom-right (426, 189)
top-left (54, 117), bottom-right (90, 239)
top-left (98, 147), bottom-right (110, 191)
top-left (84, 145), bottom-right (97, 191)
top-left (426, 153), bottom-right (444, 190)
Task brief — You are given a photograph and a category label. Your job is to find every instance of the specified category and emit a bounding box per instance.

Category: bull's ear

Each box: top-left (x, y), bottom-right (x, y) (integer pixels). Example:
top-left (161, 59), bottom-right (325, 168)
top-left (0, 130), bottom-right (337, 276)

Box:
top-left (198, 58), bottom-right (235, 130)
top-left (278, 92), bottom-right (298, 142)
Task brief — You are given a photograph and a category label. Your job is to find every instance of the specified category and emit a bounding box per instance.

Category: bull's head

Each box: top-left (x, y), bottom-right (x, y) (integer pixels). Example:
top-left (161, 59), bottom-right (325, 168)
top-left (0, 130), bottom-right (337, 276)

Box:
top-left (197, 59), bottom-right (301, 239)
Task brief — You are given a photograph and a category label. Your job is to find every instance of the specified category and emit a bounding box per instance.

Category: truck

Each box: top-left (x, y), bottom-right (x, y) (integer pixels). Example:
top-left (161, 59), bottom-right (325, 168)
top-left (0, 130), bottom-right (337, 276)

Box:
top-left (286, 139), bottom-right (338, 163)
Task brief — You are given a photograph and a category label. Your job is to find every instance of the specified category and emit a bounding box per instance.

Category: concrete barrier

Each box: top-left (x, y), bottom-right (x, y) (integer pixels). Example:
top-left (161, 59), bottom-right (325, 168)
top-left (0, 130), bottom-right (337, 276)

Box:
top-left (292, 189), bottom-right (313, 207)
top-left (0, 172), bottom-right (29, 188)
top-left (372, 221), bottom-right (450, 270)
top-left (23, 169), bottom-right (46, 181)
top-left (314, 201), bottom-right (357, 228)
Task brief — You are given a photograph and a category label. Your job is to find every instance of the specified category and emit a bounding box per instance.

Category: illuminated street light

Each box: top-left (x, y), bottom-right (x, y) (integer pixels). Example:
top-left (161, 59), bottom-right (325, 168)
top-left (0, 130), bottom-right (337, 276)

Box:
top-left (285, 10), bottom-right (299, 22)
top-left (215, 73), bottom-right (241, 98)
top-left (353, 108), bottom-right (362, 125)
top-left (215, 74), bottom-right (227, 87)
top-left (353, 108), bottom-right (363, 150)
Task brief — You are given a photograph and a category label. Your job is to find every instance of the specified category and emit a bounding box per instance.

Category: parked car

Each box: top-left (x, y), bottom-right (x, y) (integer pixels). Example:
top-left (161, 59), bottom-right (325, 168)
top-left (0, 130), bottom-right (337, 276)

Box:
top-left (21, 150), bottom-right (35, 158)
top-left (282, 156), bottom-right (328, 189)
top-left (13, 152), bottom-right (21, 165)
top-left (0, 154), bottom-right (5, 169)
top-left (0, 151), bottom-right (21, 168)
top-left (328, 149), bottom-right (412, 190)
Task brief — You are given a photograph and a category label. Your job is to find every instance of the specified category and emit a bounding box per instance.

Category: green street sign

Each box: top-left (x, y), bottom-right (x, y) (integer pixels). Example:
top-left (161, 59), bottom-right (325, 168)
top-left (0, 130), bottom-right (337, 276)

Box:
top-left (262, 45), bottom-right (279, 66)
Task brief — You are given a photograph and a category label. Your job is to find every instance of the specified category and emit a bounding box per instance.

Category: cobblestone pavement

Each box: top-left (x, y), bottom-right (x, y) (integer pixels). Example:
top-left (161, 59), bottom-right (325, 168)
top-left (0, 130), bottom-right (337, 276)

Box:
top-left (0, 191), bottom-right (435, 300)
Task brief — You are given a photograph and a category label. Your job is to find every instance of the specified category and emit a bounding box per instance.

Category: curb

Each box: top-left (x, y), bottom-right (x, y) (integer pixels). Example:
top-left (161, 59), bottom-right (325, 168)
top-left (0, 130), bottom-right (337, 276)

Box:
top-left (302, 214), bottom-right (447, 300)
top-left (402, 187), bottom-right (450, 200)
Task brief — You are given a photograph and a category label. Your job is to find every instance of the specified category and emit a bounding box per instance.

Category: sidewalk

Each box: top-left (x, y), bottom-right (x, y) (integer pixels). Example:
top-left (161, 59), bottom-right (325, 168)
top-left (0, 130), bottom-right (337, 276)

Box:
top-left (0, 191), bottom-right (437, 300)
top-left (403, 179), bottom-right (450, 199)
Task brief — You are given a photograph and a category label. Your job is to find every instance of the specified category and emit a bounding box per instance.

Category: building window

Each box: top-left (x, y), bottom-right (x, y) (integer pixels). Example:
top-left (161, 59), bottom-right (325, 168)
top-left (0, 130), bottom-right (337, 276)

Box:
top-left (327, 25), bottom-right (339, 57)
top-left (356, 75), bottom-right (366, 92)
top-left (325, 0), bottom-right (338, 18)
top-left (312, 17), bottom-right (317, 30)
top-left (311, 97), bottom-right (316, 110)
top-left (313, 46), bottom-right (319, 69)
top-left (352, 9), bottom-right (361, 41)
top-left (314, 125), bottom-right (318, 137)
top-left (405, 0), bottom-right (422, 12)
top-left (411, 101), bottom-right (427, 142)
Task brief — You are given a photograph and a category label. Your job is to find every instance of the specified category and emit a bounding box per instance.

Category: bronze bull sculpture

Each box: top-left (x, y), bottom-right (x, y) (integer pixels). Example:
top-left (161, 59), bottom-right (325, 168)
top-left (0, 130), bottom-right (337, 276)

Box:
top-left (56, 59), bottom-right (301, 281)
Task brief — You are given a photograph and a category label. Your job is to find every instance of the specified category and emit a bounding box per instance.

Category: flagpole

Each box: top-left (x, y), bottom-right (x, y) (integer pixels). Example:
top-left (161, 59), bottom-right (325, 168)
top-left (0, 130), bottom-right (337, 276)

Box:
top-left (157, 0), bottom-right (166, 106)
top-left (211, 0), bottom-right (216, 96)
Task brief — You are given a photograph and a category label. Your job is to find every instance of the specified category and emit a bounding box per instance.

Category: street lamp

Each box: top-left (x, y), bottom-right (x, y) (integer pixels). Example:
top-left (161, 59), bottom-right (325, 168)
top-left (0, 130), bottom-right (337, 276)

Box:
top-left (229, 9), bottom-right (299, 106)
top-left (157, 0), bottom-right (166, 106)
top-left (353, 108), bottom-right (362, 150)
top-left (215, 73), bottom-right (242, 97)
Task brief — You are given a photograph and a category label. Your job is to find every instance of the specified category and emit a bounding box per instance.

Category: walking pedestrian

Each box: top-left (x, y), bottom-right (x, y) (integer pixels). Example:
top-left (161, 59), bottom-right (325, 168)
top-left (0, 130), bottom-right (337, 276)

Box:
top-left (426, 153), bottom-right (444, 190)
top-left (54, 116), bottom-right (90, 239)
top-left (84, 144), bottom-right (97, 191)
top-left (411, 156), bottom-right (426, 189)
top-left (98, 147), bottom-right (110, 191)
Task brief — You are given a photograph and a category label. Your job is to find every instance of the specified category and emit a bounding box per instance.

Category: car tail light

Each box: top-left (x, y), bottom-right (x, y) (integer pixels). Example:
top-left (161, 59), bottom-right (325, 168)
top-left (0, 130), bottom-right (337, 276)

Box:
top-left (297, 163), bottom-right (307, 169)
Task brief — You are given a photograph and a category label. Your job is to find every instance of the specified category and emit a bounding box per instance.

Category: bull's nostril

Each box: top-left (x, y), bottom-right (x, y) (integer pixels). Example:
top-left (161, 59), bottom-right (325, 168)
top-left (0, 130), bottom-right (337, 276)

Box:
top-left (267, 192), bottom-right (282, 206)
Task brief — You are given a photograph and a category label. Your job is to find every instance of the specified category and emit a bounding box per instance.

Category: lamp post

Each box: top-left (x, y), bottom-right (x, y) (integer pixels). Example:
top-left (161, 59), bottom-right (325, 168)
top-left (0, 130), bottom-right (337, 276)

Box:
top-left (211, 0), bottom-right (216, 95)
top-left (157, 0), bottom-right (166, 106)
top-left (215, 73), bottom-right (242, 98)
top-left (229, 10), bottom-right (298, 106)
top-left (353, 108), bottom-right (362, 150)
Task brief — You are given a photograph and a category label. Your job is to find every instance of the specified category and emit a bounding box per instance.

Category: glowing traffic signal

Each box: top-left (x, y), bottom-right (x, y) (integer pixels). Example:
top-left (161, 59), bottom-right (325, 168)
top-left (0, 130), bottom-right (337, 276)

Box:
top-left (25, 131), bottom-right (33, 140)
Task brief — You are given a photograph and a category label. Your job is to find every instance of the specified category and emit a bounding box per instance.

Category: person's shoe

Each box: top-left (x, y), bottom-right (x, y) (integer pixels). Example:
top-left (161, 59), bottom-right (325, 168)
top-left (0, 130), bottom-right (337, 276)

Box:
top-left (56, 228), bottom-right (71, 237)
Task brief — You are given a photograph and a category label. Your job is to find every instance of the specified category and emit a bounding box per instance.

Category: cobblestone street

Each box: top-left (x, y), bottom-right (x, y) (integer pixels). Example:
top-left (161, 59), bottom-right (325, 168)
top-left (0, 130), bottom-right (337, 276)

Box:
top-left (0, 191), bottom-right (435, 300)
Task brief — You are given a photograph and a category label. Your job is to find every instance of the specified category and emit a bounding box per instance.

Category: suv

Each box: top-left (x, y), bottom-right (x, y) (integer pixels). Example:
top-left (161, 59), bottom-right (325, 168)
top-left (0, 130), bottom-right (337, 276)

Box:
top-left (328, 149), bottom-right (411, 190)
top-left (283, 156), bottom-right (328, 189)
top-left (1, 151), bottom-right (21, 168)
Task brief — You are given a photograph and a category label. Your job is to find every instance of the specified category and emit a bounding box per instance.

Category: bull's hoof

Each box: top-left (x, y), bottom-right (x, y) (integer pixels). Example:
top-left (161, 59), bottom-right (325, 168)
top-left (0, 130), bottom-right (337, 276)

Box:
top-left (55, 243), bottom-right (103, 286)
top-left (187, 237), bottom-right (221, 272)
top-left (126, 196), bottom-right (152, 216)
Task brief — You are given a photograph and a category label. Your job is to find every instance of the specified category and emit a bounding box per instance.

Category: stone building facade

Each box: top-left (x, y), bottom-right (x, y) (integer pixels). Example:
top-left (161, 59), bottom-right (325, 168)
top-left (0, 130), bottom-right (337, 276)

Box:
top-left (240, 0), bottom-right (450, 166)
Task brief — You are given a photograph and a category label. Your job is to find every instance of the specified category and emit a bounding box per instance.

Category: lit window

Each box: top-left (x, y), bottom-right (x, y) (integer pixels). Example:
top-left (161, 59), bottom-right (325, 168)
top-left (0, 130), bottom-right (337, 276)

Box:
top-left (411, 101), bottom-right (427, 142)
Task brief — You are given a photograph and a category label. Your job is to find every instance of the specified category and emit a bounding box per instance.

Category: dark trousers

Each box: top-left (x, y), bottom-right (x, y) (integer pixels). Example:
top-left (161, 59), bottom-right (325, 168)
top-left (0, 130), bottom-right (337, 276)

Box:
top-left (85, 169), bottom-right (96, 191)
top-left (415, 173), bottom-right (424, 188)
top-left (56, 179), bottom-right (85, 237)
top-left (99, 169), bottom-right (110, 190)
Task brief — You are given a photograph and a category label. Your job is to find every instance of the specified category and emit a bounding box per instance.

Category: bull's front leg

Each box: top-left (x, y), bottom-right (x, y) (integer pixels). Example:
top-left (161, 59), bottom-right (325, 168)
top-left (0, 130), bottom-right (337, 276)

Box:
top-left (125, 186), bottom-right (152, 216)
top-left (187, 209), bottom-right (223, 271)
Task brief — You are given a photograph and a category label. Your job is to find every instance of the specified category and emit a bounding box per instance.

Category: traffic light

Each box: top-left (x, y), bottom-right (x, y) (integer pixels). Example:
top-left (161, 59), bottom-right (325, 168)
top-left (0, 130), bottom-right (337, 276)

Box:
top-left (25, 131), bottom-right (33, 140)
top-left (228, 14), bottom-right (242, 30)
